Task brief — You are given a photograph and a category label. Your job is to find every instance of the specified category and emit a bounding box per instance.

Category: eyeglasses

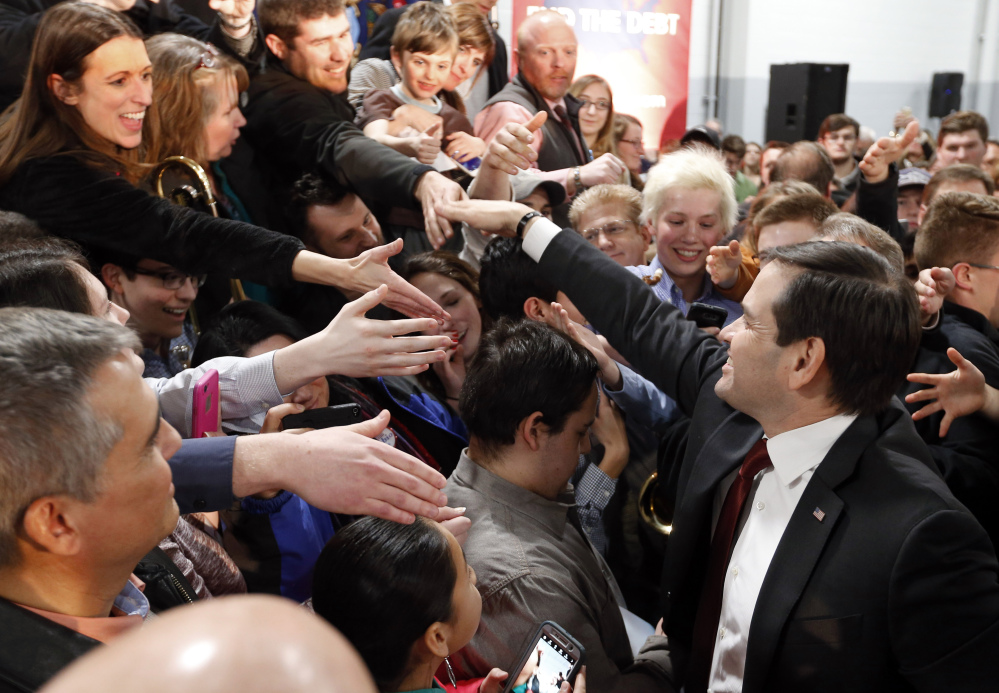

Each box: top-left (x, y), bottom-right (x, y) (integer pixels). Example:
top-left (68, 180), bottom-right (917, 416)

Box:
top-left (967, 262), bottom-right (999, 271)
top-left (619, 137), bottom-right (643, 149)
top-left (581, 220), bottom-right (636, 243)
top-left (578, 98), bottom-right (611, 112)
top-left (823, 132), bottom-right (856, 143)
top-left (197, 43), bottom-right (220, 70)
top-left (132, 267), bottom-right (208, 290)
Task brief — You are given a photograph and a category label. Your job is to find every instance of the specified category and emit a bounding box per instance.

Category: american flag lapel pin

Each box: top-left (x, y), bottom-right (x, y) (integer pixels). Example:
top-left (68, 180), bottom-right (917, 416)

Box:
top-left (813, 508), bottom-right (826, 522)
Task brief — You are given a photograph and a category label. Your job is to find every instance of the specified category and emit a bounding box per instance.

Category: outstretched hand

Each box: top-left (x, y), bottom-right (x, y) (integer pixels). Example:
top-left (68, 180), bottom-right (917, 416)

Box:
top-left (480, 111), bottom-right (546, 175)
top-left (347, 240), bottom-right (451, 320)
top-left (859, 120), bottom-right (920, 184)
top-left (545, 302), bottom-right (622, 390)
top-left (906, 348), bottom-right (988, 437)
top-left (435, 199), bottom-right (534, 236)
top-left (706, 240), bottom-right (743, 289)
top-left (415, 171), bottom-right (467, 249)
top-left (913, 267), bottom-right (955, 326)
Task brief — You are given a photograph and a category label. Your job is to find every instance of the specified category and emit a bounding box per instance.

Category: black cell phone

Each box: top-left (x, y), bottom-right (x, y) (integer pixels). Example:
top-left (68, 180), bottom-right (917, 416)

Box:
top-left (687, 302), bottom-right (728, 329)
top-left (502, 621), bottom-right (585, 693)
top-left (282, 403), bottom-right (361, 430)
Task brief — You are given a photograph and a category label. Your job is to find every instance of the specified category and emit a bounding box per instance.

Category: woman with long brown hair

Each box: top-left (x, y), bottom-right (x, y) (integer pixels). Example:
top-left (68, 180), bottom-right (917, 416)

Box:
top-left (0, 2), bottom-right (443, 320)
top-left (568, 74), bottom-right (616, 160)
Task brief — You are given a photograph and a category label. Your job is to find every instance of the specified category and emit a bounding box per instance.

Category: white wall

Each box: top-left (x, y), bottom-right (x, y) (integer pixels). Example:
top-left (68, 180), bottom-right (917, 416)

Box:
top-left (694, 0), bottom-right (999, 142)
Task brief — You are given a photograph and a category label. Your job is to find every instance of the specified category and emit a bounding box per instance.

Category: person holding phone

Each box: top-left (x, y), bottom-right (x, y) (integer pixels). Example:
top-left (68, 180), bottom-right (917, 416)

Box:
top-left (312, 516), bottom-right (581, 693)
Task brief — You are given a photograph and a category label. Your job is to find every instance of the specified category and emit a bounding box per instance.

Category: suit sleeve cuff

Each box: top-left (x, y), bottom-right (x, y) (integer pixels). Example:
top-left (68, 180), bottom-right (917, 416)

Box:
top-left (522, 217), bottom-right (563, 261)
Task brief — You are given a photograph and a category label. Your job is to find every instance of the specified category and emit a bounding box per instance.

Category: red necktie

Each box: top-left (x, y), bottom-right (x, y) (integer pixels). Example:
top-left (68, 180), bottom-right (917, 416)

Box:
top-left (686, 438), bottom-right (772, 693)
top-left (554, 104), bottom-right (586, 162)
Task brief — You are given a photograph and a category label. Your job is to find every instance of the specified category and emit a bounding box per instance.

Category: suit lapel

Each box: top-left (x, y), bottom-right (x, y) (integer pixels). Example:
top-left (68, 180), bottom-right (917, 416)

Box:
top-left (741, 415), bottom-right (880, 693)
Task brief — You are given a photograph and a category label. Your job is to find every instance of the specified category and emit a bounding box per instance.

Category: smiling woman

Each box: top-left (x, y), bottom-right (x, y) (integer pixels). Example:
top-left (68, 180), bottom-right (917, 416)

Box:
top-left (0, 1), bottom-right (448, 321)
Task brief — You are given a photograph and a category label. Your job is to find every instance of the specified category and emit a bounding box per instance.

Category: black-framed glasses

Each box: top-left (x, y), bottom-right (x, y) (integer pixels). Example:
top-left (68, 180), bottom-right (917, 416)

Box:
top-left (581, 219), bottom-right (636, 243)
top-left (132, 267), bottom-right (207, 290)
top-left (967, 262), bottom-right (999, 271)
top-left (578, 98), bottom-right (611, 111)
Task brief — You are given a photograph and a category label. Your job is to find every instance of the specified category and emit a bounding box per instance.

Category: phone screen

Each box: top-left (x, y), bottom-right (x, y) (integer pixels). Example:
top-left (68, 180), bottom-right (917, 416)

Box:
top-left (512, 631), bottom-right (578, 693)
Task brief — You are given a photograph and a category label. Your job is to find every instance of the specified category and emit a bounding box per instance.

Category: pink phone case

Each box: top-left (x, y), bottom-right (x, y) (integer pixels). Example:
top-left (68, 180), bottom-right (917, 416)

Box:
top-left (192, 369), bottom-right (220, 439)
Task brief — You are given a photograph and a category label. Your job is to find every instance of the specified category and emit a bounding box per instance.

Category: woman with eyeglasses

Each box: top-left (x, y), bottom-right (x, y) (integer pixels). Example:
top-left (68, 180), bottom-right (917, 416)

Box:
top-left (0, 2), bottom-right (445, 322)
top-left (568, 75), bottom-right (616, 161)
top-left (612, 113), bottom-right (646, 192)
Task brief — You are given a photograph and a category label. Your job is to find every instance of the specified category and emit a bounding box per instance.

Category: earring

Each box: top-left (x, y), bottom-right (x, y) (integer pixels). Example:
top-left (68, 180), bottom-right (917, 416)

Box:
top-left (444, 656), bottom-right (457, 688)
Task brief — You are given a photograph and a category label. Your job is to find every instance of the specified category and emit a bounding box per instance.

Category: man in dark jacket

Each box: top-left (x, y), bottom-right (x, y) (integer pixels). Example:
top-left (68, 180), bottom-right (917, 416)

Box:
top-left (908, 190), bottom-right (999, 549)
top-left (245, 0), bottom-right (464, 249)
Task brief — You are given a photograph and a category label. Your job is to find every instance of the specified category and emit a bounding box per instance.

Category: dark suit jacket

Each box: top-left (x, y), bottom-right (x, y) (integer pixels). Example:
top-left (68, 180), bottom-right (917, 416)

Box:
top-left (535, 229), bottom-right (999, 692)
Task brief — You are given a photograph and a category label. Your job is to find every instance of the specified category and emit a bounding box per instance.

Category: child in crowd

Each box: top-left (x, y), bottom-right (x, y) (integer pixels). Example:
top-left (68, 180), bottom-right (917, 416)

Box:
top-left (355, 2), bottom-right (485, 167)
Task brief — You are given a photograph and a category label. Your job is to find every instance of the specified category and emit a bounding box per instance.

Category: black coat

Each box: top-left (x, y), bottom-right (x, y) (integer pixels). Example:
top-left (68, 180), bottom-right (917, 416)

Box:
top-left (535, 228), bottom-right (999, 693)
top-left (241, 53), bottom-right (432, 210)
top-left (0, 153), bottom-right (303, 285)
top-left (898, 300), bottom-right (999, 549)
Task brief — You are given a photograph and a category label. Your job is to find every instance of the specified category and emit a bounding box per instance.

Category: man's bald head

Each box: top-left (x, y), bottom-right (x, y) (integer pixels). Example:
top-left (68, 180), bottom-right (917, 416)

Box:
top-left (515, 10), bottom-right (577, 101)
top-left (40, 596), bottom-right (377, 693)
top-left (770, 141), bottom-right (835, 198)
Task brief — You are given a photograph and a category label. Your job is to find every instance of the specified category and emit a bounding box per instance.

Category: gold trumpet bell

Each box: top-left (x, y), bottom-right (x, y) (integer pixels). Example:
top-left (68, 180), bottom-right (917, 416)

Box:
top-left (153, 156), bottom-right (247, 304)
top-left (638, 471), bottom-right (673, 536)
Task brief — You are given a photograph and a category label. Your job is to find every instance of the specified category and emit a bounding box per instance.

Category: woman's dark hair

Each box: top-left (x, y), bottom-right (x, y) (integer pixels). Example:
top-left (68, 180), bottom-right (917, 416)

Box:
top-left (401, 250), bottom-right (491, 401)
top-left (312, 516), bottom-right (456, 691)
top-left (0, 236), bottom-right (94, 315)
top-left (0, 2), bottom-right (147, 185)
top-left (191, 300), bottom-right (307, 366)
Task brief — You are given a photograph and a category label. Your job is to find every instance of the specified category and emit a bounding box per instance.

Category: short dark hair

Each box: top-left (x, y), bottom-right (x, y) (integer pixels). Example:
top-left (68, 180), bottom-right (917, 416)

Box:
top-left (820, 213), bottom-right (905, 275)
top-left (460, 320), bottom-right (598, 455)
top-left (0, 211), bottom-right (45, 242)
top-left (769, 141), bottom-right (835, 194)
top-left (721, 134), bottom-right (746, 158)
top-left (287, 173), bottom-right (352, 247)
top-left (478, 237), bottom-right (557, 321)
top-left (312, 516), bottom-right (455, 691)
top-left (916, 191), bottom-right (999, 271)
top-left (818, 113), bottom-right (860, 140)
top-left (753, 191), bottom-right (838, 244)
top-left (0, 236), bottom-right (94, 316)
top-left (767, 241), bottom-right (920, 417)
top-left (922, 164), bottom-right (995, 205)
top-left (938, 111), bottom-right (989, 147)
top-left (192, 300), bottom-right (307, 365)
top-left (259, 0), bottom-right (345, 45)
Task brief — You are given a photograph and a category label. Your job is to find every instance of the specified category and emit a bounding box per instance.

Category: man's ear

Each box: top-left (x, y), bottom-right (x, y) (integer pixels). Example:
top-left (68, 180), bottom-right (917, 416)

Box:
top-left (638, 222), bottom-right (652, 246)
top-left (100, 263), bottom-right (126, 297)
top-left (787, 336), bottom-right (826, 393)
top-left (952, 262), bottom-right (975, 292)
top-left (421, 622), bottom-right (450, 660)
top-left (517, 411), bottom-right (545, 452)
top-left (21, 496), bottom-right (84, 557)
top-left (523, 297), bottom-right (549, 322)
top-left (264, 34), bottom-right (288, 61)
top-left (47, 74), bottom-right (79, 106)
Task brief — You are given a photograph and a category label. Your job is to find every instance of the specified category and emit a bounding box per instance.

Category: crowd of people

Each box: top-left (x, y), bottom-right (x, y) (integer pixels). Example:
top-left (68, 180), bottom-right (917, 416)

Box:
top-left (0, 0), bottom-right (998, 691)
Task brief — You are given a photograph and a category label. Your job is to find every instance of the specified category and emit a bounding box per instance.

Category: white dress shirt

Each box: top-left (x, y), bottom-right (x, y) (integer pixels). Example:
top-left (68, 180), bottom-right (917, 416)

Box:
top-left (708, 413), bottom-right (857, 693)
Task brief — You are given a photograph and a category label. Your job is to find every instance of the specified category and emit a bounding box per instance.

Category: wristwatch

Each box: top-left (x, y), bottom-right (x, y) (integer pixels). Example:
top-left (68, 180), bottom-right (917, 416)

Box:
top-left (517, 211), bottom-right (544, 239)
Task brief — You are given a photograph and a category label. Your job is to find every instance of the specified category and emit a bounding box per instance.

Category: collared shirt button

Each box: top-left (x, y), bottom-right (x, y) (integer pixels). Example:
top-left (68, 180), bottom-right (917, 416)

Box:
top-left (719, 627), bottom-right (726, 638)
top-left (756, 501), bottom-right (765, 511)
top-left (731, 566), bottom-right (739, 577)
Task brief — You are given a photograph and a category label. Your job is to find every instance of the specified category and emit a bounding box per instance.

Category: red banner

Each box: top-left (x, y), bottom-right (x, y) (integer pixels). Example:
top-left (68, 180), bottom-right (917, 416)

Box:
top-left (510, 0), bottom-right (692, 149)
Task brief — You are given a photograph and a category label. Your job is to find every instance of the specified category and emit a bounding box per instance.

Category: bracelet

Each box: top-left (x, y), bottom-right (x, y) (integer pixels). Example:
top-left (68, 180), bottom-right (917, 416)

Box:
top-left (517, 210), bottom-right (543, 239)
top-left (573, 166), bottom-right (584, 193)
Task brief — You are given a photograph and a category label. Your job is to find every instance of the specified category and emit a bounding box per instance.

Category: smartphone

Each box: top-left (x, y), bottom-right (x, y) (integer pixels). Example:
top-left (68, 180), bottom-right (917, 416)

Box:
top-left (502, 622), bottom-right (585, 693)
top-left (282, 403), bottom-right (362, 430)
top-left (687, 302), bottom-right (728, 329)
top-left (192, 369), bottom-right (220, 439)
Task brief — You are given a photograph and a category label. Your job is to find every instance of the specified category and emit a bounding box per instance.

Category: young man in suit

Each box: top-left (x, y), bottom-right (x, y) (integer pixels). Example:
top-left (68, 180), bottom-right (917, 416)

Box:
top-left (436, 191), bottom-right (999, 692)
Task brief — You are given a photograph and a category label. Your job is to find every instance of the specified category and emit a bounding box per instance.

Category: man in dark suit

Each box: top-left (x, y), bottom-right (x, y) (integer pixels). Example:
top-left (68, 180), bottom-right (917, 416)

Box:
top-left (437, 196), bottom-right (999, 692)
